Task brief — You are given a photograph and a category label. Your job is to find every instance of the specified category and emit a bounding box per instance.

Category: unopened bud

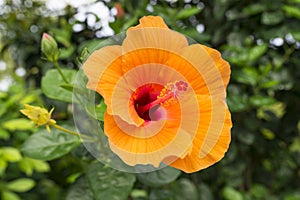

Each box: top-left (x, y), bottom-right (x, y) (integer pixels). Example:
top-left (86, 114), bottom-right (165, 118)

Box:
top-left (114, 3), bottom-right (124, 19)
top-left (41, 33), bottom-right (59, 62)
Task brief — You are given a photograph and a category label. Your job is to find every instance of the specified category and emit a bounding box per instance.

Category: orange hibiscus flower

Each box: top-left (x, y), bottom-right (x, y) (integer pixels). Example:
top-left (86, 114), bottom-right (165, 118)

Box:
top-left (83, 16), bottom-right (232, 173)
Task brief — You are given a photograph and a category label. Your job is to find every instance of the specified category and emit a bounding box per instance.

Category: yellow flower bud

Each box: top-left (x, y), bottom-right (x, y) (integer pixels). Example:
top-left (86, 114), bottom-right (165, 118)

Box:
top-left (20, 104), bottom-right (56, 132)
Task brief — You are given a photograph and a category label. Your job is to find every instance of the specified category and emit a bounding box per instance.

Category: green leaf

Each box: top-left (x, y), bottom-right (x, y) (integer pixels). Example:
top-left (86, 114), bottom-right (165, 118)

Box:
top-left (0, 159), bottom-right (8, 176)
top-left (198, 183), bottom-right (214, 200)
top-left (149, 178), bottom-right (198, 200)
top-left (259, 64), bottom-right (272, 76)
top-left (257, 102), bottom-right (286, 120)
top-left (131, 189), bottom-right (147, 199)
top-left (0, 147), bottom-right (22, 162)
top-left (78, 39), bottom-right (103, 56)
top-left (249, 95), bottom-right (276, 107)
top-left (233, 68), bottom-right (258, 86)
top-left (176, 7), bottom-right (201, 19)
top-left (227, 95), bottom-right (249, 112)
top-left (181, 29), bottom-right (211, 43)
top-left (172, 178), bottom-right (198, 200)
top-left (1, 191), bottom-right (21, 200)
top-left (86, 99), bottom-right (107, 121)
top-left (7, 178), bottom-right (35, 192)
top-left (260, 80), bottom-right (280, 89)
top-left (248, 44), bottom-right (268, 62)
top-left (18, 157), bottom-right (50, 176)
top-left (59, 46), bottom-right (75, 59)
top-left (242, 4), bottom-right (265, 15)
top-left (50, 27), bottom-right (72, 47)
top-left (238, 130), bottom-right (255, 145)
top-left (149, 189), bottom-right (172, 200)
top-left (66, 176), bottom-right (93, 200)
top-left (291, 31), bottom-right (300, 41)
top-left (21, 128), bottom-right (80, 160)
top-left (287, 0), bottom-right (300, 3)
top-left (283, 5), bottom-right (300, 19)
top-left (137, 166), bottom-right (181, 187)
top-left (30, 158), bottom-right (50, 172)
top-left (250, 184), bottom-right (269, 199)
top-left (0, 91), bottom-right (7, 99)
top-left (18, 158), bottom-right (34, 176)
top-left (86, 162), bottom-right (136, 200)
top-left (0, 128), bottom-right (10, 140)
top-left (41, 69), bottom-right (77, 103)
top-left (261, 11), bottom-right (284, 25)
top-left (290, 137), bottom-right (300, 152)
top-left (2, 119), bottom-right (34, 131)
top-left (284, 193), bottom-right (300, 200)
top-left (67, 173), bottom-right (81, 183)
top-left (20, 94), bottom-right (39, 105)
top-left (260, 128), bottom-right (275, 140)
top-left (222, 187), bottom-right (243, 200)
top-left (121, 16), bottom-right (139, 31)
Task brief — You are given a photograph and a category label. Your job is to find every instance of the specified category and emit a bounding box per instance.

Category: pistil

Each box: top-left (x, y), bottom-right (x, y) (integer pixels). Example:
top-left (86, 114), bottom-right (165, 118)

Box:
top-left (136, 81), bottom-right (188, 114)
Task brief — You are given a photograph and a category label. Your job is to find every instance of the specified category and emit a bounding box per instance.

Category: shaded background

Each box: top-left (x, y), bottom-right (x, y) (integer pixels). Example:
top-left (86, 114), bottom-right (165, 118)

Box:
top-left (0, 0), bottom-right (300, 199)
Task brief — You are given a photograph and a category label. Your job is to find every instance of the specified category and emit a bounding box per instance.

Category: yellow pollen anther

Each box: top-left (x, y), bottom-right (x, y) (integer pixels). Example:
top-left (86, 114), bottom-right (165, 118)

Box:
top-left (157, 80), bottom-right (188, 107)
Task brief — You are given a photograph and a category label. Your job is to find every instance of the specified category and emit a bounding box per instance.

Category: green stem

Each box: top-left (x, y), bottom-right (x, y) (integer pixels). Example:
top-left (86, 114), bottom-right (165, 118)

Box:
top-left (52, 124), bottom-right (80, 137)
top-left (51, 123), bottom-right (97, 143)
top-left (54, 61), bottom-right (69, 84)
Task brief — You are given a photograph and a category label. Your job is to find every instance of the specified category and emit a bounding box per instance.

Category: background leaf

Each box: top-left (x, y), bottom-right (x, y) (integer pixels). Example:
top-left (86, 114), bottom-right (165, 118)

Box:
top-left (86, 162), bottom-right (136, 200)
top-left (176, 7), bottom-right (201, 19)
top-left (149, 178), bottom-right (198, 200)
top-left (283, 5), bottom-right (300, 19)
top-left (21, 128), bottom-right (80, 160)
top-left (222, 187), bottom-right (243, 200)
top-left (261, 12), bottom-right (284, 25)
top-left (249, 95), bottom-right (276, 107)
top-left (137, 166), bottom-right (181, 187)
top-left (0, 147), bottom-right (22, 162)
top-left (41, 69), bottom-right (77, 103)
top-left (1, 191), bottom-right (21, 200)
top-left (7, 178), bottom-right (36, 192)
top-left (66, 176), bottom-right (93, 200)
top-left (2, 119), bottom-right (34, 131)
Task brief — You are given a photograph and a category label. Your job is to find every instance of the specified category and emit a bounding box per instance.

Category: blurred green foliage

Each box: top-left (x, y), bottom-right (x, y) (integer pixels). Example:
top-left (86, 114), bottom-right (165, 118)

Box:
top-left (0, 0), bottom-right (300, 199)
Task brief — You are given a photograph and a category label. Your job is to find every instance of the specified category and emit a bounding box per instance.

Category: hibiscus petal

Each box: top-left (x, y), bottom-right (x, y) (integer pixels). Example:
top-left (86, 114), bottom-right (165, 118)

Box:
top-left (104, 103), bottom-right (194, 167)
top-left (83, 45), bottom-right (122, 91)
top-left (82, 45), bottom-right (123, 114)
top-left (169, 99), bottom-right (232, 173)
top-left (167, 44), bottom-right (228, 98)
top-left (122, 27), bottom-right (188, 60)
top-left (129, 16), bottom-right (169, 30)
top-left (201, 45), bottom-right (231, 88)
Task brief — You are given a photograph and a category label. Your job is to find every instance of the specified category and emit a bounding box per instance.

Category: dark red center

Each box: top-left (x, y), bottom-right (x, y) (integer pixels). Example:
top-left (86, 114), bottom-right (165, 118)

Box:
top-left (131, 83), bottom-right (163, 121)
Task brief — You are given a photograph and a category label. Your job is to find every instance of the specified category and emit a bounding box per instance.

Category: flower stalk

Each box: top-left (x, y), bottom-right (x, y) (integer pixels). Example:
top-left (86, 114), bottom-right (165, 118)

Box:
top-left (54, 61), bottom-right (69, 84)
